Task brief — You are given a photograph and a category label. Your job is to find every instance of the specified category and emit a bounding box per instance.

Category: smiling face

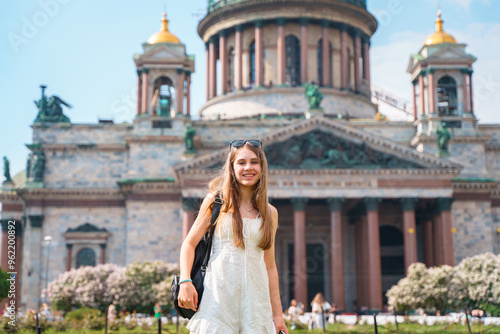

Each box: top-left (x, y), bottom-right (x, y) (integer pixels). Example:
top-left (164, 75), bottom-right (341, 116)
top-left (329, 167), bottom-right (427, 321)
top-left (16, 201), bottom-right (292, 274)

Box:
top-left (232, 147), bottom-right (262, 188)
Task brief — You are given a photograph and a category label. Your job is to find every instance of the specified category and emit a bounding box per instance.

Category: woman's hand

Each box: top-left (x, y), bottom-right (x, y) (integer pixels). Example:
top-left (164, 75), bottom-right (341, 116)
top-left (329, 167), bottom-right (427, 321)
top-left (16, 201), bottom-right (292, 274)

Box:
top-left (274, 316), bottom-right (288, 334)
top-left (178, 281), bottom-right (198, 311)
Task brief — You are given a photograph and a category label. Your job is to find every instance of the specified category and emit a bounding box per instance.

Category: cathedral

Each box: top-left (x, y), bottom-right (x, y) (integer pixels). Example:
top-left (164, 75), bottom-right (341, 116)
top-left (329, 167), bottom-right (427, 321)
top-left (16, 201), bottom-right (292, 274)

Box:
top-left (1, 0), bottom-right (499, 313)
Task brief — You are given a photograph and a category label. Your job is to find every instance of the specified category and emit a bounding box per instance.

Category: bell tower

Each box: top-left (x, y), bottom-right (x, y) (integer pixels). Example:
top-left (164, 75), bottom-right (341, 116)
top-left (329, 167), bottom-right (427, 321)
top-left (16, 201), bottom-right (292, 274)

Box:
top-left (134, 13), bottom-right (195, 118)
top-left (408, 10), bottom-right (476, 135)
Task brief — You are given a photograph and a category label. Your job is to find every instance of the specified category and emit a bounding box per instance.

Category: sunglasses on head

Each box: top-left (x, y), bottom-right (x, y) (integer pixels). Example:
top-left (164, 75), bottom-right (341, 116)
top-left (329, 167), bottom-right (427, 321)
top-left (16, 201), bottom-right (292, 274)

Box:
top-left (229, 139), bottom-right (263, 149)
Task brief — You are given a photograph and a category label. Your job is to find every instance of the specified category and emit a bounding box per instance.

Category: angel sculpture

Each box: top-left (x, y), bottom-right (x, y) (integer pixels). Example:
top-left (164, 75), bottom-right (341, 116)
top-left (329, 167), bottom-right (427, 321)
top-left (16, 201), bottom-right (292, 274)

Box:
top-left (34, 85), bottom-right (72, 123)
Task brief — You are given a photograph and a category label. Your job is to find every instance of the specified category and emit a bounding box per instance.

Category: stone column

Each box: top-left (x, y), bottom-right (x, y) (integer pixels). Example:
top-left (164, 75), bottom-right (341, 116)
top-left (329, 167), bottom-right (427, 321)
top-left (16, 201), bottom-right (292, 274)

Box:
top-left (100, 243), bottom-right (106, 264)
top-left (26, 215), bottom-right (44, 310)
top-left (208, 37), bottom-right (217, 99)
top-left (255, 20), bottom-right (263, 87)
top-left (321, 20), bottom-right (331, 87)
top-left (205, 45), bottom-right (209, 101)
top-left (182, 198), bottom-right (198, 240)
top-left (0, 220), bottom-right (8, 271)
top-left (354, 216), bottom-right (368, 310)
top-left (340, 25), bottom-right (348, 90)
top-left (428, 69), bottom-right (436, 114)
top-left (234, 25), bottom-right (243, 90)
top-left (276, 18), bottom-right (286, 85)
top-left (65, 244), bottom-right (72, 271)
top-left (327, 198), bottom-right (344, 310)
top-left (141, 68), bottom-right (149, 114)
top-left (437, 198), bottom-right (455, 266)
top-left (219, 31), bottom-right (228, 94)
top-left (418, 73), bottom-right (425, 115)
top-left (291, 197), bottom-right (308, 306)
top-left (469, 72), bottom-right (474, 114)
top-left (461, 70), bottom-right (470, 113)
top-left (433, 214), bottom-right (443, 266)
top-left (422, 218), bottom-right (434, 267)
top-left (412, 81), bottom-right (417, 121)
top-left (401, 198), bottom-right (418, 273)
top-left (364, 198), bottom-right (382, 311)
top-left (186, 72), bottom-right (191, 117)
top-left (299, 19), bottom-right (309, 84)
top-left (354, 32), bottom-right (362, 92)
top-left (136, 69), bottom-right (142, 115)
top-left (176, 69), bottom-right (184, 116)
top-left (362, 37), bottom-right (371, 93)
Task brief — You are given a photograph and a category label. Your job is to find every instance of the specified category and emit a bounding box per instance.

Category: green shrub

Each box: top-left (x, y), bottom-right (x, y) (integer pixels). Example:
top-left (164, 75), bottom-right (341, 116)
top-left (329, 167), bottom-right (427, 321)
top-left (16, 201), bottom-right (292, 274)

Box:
top-left (0, 315), bottom-right (18, 334)
top-left (52, 319), bottom-right (72, 332)
top-left (83, 312), bottom-right (105, 330)
top-left (65, 306), bottom-right (100, 321)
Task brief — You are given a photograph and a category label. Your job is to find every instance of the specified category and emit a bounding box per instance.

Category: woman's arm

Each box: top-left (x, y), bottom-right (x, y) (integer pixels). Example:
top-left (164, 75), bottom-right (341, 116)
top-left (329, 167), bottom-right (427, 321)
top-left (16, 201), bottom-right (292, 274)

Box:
top-left (264, 205), bottom-right (289, 334)
top-left (178, 192), bottom-right (215, 311)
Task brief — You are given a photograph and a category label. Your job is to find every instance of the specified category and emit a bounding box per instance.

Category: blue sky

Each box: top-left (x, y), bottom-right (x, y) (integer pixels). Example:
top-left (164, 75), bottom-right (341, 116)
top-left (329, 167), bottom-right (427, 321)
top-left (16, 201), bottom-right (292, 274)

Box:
top-left (1, 0), bottom-right (499, 178)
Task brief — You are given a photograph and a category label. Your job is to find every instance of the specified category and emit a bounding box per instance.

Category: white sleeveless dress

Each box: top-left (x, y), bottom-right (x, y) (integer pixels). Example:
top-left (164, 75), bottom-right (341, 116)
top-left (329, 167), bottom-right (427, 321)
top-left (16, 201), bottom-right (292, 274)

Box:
top-left (186, 212), bottom-right (276, 334)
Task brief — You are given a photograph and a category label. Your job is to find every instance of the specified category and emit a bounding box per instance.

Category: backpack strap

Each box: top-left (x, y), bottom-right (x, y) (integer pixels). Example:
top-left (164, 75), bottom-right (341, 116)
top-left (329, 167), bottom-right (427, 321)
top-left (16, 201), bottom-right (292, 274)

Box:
top-left (201, 193), bottom-right (222, 270)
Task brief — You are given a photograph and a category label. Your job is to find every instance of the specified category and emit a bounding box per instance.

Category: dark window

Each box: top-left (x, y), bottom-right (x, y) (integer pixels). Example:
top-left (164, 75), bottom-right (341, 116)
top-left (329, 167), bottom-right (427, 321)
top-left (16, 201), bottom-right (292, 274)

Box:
top-left (437, 76), bottom-right (458, 116)
top-left (250, 40), bottom-right (255, 85)
top-left (76, 248), bottom-right (96, 268)
top-left (285, 35), bottom-right (300, 85)
top-left (381, 256), bottom-right (405, 275)
top-left (380, 226), bottom-right (403, 246)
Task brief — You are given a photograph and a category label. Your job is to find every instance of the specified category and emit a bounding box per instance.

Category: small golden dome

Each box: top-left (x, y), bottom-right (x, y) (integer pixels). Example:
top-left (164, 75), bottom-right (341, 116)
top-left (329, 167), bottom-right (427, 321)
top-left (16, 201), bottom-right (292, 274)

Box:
top-left (424, 9), bottom-right (457, 45)
top-left (147, 13), bottom-right (181, 44)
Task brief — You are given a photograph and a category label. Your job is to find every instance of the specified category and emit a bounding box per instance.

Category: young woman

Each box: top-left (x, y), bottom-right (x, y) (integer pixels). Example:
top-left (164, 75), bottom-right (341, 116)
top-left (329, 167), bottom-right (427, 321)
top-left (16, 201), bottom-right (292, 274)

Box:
top-left (178, 139), bottom-right (288, 334)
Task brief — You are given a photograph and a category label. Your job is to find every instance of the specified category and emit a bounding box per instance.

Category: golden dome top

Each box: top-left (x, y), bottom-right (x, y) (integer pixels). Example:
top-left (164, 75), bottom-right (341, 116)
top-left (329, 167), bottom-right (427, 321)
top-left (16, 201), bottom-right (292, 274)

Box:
top-left (147, 13), bottom-right (181, 44)
top-left (424, 9), bottom-right (457, 45)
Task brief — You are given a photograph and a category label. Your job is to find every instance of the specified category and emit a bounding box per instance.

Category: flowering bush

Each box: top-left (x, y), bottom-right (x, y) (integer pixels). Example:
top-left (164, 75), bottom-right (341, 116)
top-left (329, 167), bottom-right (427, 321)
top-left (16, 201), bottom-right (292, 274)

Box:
top-left (47, 261), bottom-right (178, 313)
top-left (387, 253), bottom-right (500, 314)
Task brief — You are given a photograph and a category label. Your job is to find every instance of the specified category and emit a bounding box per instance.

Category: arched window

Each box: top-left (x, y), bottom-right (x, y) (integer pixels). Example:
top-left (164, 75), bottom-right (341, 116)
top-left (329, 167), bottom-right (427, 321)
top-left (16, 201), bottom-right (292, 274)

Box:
top-left (76, 248), bottom-right (96, 268)
top-left (285, 35), bottom-right (300, 85)
top-left (152, 76), bottom-right (173, 117)
top-left (437, 76), bottom-right (458, 116)
top-left (228, 47), bottom-right (234, 91)
top-left (317, 39), bottom-right (333, 86)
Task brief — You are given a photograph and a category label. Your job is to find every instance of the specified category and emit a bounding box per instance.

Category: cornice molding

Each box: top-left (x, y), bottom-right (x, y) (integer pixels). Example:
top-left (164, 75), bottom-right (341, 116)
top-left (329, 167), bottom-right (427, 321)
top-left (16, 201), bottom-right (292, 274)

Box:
top-left (198, 0), bottom-right (377, 41)
top-left (124, 135), bottom-right (183, 144)
top-left (411, 135), bottom-right (492, 146)
top-left (28, 143), bottom-right (128, 152)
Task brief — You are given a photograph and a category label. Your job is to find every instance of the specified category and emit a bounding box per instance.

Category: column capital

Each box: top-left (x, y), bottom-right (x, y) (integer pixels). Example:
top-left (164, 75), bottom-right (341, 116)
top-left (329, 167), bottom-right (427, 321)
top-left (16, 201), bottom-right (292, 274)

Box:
top-left (276, 17), bottom-right (286, 26)
top-left (321, 19), bottom-right (330, 28)
top-left (176, 68), bottom-right (184, 74)
top-left (418, 70), bottom-right (427, 77)
top-left (136, 69), bottom-right (142, 76)
top-left (142, 67), bottom-right (149, 74)
top-left (29, 214), bottom-right (44, 228)
top-left (99, 243), bottom-right (106, 249)
top-left (299, 17), bottom-right (309, 26)
top-left (182, 197), bottom-right (199, 211)
top-left (235, 24), bottom-right (243, 32)
top-left (338, 23), bottom-right (348, 32)
top-left (209, 35), bottom-right (217, 44)
top-left (218, 29), bottom-right (227, 38)
top-left (437, 197), bottom-right (454, 212)
top-left (364, 198), bottom-right (382, 211)
top-left (352, 28), bottom-right (362, 39)
top-left (291, 197), bottom-right (308, 211)
top-left (461, 68), bottom-right (473, 75)
top-left (185, 70), bottom-right (191, 77)
top-left (361, 34), bottom-right (370, 43)
top-left (428, 68), bottom-right (436, 74)
top-left (0, 219), bottom-right (23, 236)
top-left (326, 198), bottom-right (344, 212)
top-left (254, 19), bottom-right (264, 28)
top-left (66, 243), bottom-right (73, 249)
top-left (401, 198), bottom-right (419, 211)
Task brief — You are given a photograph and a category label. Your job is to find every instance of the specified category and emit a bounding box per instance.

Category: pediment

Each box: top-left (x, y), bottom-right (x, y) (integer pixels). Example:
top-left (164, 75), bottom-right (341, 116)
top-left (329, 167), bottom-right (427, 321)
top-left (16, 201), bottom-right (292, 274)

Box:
top-left (426, 45), bottom-right (474, 62)
top-left (175, 116), bottom-right (462, 174)
top-left (140, 45), bottom-right (186, 61)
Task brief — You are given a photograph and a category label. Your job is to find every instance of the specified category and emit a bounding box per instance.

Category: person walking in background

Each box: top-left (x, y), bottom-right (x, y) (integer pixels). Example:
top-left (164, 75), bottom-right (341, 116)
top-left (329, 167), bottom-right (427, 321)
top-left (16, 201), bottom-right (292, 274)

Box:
top-left (178, 139), bottom-right (288, 334)
top-left (287, 299), bottom-right (303, 329)
top-left (310, 292), bottom-right (331, 330)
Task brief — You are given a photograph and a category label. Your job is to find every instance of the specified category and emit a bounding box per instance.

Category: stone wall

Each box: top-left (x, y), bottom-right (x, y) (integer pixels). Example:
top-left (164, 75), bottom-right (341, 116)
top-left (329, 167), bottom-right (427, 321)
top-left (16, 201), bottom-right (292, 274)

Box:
top-left (452, 201), bottom-right (495, 264)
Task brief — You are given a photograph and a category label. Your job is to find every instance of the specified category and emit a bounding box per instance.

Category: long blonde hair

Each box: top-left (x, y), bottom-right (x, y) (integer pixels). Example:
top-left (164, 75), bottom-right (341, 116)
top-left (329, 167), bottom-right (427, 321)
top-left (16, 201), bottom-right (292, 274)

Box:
top-left (204, 142), bottom-right (273, 250)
